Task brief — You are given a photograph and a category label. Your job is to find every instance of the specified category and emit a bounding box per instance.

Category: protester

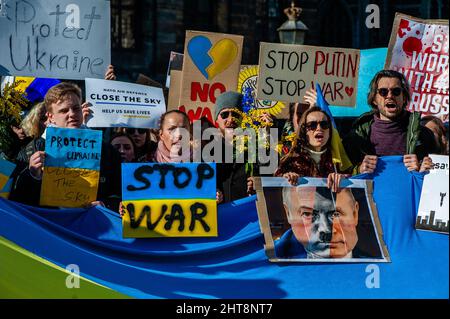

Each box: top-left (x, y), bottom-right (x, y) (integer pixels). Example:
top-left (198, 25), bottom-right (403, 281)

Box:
top-left (20, 102), bottom-right (47, 139)
top-left (275, 106), bottom-right (348, 192)
top-left (213, 91), bottom-right (258, 203)
top-left (110, 132), bottom-right (136, 163)
top-left (122, 127), bottom-right (154, 162)
top-left (0, 115), bottom-right (32, 163)
top-left (10, 82), bottom-right (122, 210)
top-left (146, 110), bottom-right (191, 163)
top-left (342, 70), bottom-right (437, 174)
top-left (420, 115), bottom-right (449, 155)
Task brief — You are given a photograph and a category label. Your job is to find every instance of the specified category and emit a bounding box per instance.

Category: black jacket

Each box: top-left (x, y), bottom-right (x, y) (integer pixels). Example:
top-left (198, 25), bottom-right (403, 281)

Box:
top-left (216, 137), bottom-right (259, 203)
top-left (10, 137), bottom-right (122, 211)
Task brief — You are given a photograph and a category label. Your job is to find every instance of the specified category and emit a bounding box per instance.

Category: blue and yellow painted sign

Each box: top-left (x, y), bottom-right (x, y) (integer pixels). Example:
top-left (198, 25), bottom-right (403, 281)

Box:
top-left (40, 127), bottom-right (102, 208)
top-left (122, 162), bottom-right (218, 238)
top-left (0, 159), bottom-right (15, 191)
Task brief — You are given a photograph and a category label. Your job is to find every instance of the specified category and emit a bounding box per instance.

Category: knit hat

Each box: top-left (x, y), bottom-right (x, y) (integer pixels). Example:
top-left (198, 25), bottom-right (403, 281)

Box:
top-left (214, 91), bottom-right (243, 120)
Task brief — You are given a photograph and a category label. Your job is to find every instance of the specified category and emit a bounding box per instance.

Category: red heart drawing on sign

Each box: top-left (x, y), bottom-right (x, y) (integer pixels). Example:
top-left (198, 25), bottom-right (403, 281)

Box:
top-left (345, 87), bottom-right (354, 97)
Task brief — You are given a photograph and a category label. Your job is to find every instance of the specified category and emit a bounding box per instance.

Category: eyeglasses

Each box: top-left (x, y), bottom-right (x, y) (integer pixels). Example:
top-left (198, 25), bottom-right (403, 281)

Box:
top-left (219, 111), bottom-right (241, 120)
top-left (305, 120), bottom-right (330, 131)
top-left (377, 87), bottom-right (402, 97)
top-left (126, 128), bottom-right (147, 135)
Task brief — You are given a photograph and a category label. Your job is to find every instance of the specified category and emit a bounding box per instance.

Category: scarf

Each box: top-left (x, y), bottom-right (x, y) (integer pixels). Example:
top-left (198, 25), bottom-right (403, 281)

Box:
top-left (155, 140), bottom-right (191, 163)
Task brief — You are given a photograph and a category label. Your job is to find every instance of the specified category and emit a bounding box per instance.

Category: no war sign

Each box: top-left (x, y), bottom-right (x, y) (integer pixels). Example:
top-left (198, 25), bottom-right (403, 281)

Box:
top-left (121, 162), bottom-right (218, 238)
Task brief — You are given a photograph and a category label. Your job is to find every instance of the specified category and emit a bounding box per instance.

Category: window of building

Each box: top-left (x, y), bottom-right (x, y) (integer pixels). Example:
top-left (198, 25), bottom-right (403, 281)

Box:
top-left (111, 0), bottom-right (139, 50)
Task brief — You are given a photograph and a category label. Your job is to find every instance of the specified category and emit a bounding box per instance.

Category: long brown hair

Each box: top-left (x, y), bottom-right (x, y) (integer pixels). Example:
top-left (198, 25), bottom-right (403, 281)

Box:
top-left (279, 107), bottom-right (334, 177)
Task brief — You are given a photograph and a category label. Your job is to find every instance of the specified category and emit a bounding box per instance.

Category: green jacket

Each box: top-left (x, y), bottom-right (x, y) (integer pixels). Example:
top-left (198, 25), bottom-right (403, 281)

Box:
top-left (343, 110), bottom-right (437, 168)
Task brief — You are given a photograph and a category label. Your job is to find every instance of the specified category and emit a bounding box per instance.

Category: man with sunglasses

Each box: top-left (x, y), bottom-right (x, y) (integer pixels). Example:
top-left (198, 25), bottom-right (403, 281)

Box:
top-left (343, 70), bottom-right (437, 174)
top-left (213, 91), bottom-right (257, 203)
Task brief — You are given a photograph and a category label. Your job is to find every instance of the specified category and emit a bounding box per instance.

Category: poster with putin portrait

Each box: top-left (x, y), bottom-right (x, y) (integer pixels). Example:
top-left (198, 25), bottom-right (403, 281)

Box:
top-left (254, 177), bottom-right (390, 262)
top-left (385, 13), bottom-right (449, 122)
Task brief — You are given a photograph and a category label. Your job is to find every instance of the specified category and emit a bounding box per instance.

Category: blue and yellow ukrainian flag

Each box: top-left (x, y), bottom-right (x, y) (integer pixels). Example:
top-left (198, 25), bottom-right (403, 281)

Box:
top-left (315, 83), bottom-right (353, 172)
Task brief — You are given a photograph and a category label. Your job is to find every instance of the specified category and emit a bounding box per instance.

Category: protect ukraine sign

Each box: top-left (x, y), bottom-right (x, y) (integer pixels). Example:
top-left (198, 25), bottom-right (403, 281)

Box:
top-left (40, 127), bottom-right (102, 208)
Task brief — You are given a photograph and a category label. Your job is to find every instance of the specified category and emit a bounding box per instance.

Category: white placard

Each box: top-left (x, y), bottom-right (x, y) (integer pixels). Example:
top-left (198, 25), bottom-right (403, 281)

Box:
top-left (416, 154), bottom-right (449, 233)
top-left (85, 78), bottom-right (166, 129)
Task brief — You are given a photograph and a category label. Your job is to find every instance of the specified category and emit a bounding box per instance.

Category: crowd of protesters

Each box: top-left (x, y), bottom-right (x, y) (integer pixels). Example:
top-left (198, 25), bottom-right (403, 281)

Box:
top-left (0, 66), bottom-right (447, 214)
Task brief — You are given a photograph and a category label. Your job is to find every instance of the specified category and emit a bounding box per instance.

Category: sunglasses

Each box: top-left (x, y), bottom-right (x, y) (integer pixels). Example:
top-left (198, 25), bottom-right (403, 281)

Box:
top-left (377, 87), bottom-right (402, 97)
top-left (219, 111), bottom-right (241, 119)
top-left (305, 120), bottom-right (330, 131)
top-left (126, 128), bottom-right (147, 135)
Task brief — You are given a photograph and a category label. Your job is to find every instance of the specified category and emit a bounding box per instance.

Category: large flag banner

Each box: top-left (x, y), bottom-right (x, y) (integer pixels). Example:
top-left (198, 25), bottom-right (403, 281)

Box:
top-left (255, 177), bottom-right (390, 262)
top-left (40, 127), bottom-right (102, 208)
top-left (416, 154), bottom-right (449, 234)
top-left (1, 76), bottom-right (60, 103)
top-left (0, 156), bottom-right (448, 298)
top-left (385, 13), bottom-right (449, 122)
top-left (122, 162), bottom-right (218, 238)
top-left (85, 78), bottom-right (166, 129)
top-left (0, 159), bottom-right (15, 190)
top-left (0, 0), bottom-right (111, 79)
top-left (316, 83), bottom-right (353, 171)
top-left (257, 43), bottom-right (360, 106)
top-left (179, 31), bottom-right (243, 123)
top-left (237, 65), bottom-right (288, 119)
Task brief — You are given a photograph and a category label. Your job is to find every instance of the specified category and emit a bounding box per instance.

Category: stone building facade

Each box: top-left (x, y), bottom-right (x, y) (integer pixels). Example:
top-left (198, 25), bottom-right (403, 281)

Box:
top-left (111, 0), bottom-right (449, 83)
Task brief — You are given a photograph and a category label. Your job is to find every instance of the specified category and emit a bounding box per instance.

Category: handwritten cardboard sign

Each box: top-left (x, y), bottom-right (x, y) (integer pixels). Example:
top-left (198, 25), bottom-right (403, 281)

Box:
top-left (385, 13), bottom-right (449, 122)
top-left (165, 51), bottom-right (183, 88)
top-left (257, 42), bottom-right (360, 106)
top-left (179, 31), bottom-right (243, 123)
top-left (329, 48), bottom-right (387, 117)
top-left (122, 162), bottom-right (218, 238)
top-left (85, 78), bottom-right (166, 128)
top-left (40, 127), bottom-right (102, 208)
top-left (0, 0), bottom-right (110, 79)
top-left (0, 159), bottom-right (16, 190)
top-left (167, 70), bottom-right (182, 112)
top-left (238, 65), bottom-right (288, 119)
top-left (416, 154), bottom-right (449, 234)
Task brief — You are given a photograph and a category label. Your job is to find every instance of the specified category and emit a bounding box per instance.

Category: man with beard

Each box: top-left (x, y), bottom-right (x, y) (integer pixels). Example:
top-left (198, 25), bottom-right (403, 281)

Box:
top-left (343, 70), bottom-right (437, 174)
top-left (276, 186), bottom-right (360, 259)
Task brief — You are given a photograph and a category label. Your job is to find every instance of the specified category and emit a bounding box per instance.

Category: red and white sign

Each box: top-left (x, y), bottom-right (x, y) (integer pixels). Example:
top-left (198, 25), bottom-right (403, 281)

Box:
top-left (386, 13), bottom-right (449, 122)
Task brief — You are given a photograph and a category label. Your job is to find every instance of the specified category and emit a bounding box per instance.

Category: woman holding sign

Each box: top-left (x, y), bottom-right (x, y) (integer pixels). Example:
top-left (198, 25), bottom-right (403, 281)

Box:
top-left (275, 106), bottom-right (349, 192)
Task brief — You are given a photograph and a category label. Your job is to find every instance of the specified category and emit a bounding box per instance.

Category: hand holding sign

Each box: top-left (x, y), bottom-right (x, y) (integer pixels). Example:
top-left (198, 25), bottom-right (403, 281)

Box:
top-left (29, 151), bottom-right (46, 180)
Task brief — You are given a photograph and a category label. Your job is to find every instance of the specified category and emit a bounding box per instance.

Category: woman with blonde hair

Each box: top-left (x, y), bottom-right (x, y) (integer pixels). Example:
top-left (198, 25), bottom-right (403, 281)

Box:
top-left (20, 102), bottom-right (47, 139)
